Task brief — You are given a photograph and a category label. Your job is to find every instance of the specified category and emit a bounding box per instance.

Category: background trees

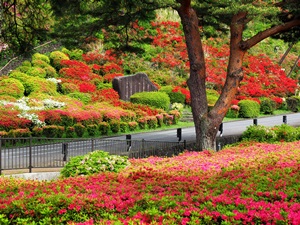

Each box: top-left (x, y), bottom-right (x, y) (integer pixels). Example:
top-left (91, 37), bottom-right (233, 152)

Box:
top-left (0, 0), bottom-right (54, 54)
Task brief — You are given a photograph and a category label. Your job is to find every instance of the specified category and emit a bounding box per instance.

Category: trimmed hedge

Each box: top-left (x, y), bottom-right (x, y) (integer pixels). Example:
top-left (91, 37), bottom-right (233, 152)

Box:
top-left (238, 100), bottom-right (260, 118)
top-left (130, 91), bottom-right (170, 111)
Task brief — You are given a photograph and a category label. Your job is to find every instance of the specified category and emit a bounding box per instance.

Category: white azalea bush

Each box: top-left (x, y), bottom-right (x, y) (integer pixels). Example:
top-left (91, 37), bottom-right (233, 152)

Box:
top-left (60, 150), bottom-right (130, 178)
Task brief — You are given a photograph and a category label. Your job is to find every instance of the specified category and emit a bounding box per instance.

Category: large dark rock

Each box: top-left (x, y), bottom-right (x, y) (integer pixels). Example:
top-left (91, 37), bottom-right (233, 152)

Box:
top-left (112, 72), bottom-right (158, 101)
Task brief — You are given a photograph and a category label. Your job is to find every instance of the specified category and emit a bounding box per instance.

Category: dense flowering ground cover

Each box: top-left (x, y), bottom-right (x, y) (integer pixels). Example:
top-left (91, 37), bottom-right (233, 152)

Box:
top-left (0, 141), bottom-right (299, 224)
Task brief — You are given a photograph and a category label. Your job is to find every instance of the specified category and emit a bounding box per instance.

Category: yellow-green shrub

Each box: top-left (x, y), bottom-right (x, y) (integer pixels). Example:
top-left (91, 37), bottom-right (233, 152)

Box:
top-left (0, 77), bottom-right (25, 98)
top-left (130, 91), bottom-right (170, 111)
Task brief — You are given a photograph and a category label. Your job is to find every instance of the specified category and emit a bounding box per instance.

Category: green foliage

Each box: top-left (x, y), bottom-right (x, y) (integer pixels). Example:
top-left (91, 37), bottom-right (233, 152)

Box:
top-left (260, 98), bottom-right (276, 115)
top-left (1, 0), bottom-right (54, 53)
top-left (42, 125), bottom-right (65, 138)
top-left (60, 83), bottom-right (79, 94)
top-left (0, 78), bottom-right (25, 99)
top-left (8, 128), bottom-right (31, 138)
top-left (61, 48), bottom-right (83, 60)
top-left (273, 124), bottom-right (299, 142)
top-left (110, 119), bottom-right (120, 133)
top-left (242, 124), bottom-right (300, 143)
top-left (68, 92), bottom-right (91, 104)
top-left (130, 91), bottom-right (170, 111)
top-left (168, 92), bottom-right (186, 104)
top-left (207, 89), bottom-right (219, 106)
top-left (9, 71), bottom-right (58, 96)
top-left (120, 122), bottom-right (128, 133)
top-left (146, 116), bottom-right (158, 129)
top-left (60, 150), bottom-right (130, 177)
top-left (241, 125), bottom-right (277, 143)
top-left (32, 53), bottom-right (50, 64)
top-left (49, 51), bottom-right (69, 69)
top-left (97, 82), bottom-right (112, 90)
top-left (98, 122), bottom-right (110, 135)
top-left (286, 96), bottom-right (300, 112)
top-left (74, 123), bottom-right (86, 137)
top-left (27, 67), bottom-right (47, 78)
top-left (238, 100), bottom-right (260, 118)
top-left (86, 124), bottom-right (98, 136)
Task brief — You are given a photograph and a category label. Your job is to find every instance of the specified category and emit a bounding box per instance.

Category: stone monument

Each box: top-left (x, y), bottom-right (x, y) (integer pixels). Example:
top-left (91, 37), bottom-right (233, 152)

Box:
top-left (112, 72), bottom-right (158, 101)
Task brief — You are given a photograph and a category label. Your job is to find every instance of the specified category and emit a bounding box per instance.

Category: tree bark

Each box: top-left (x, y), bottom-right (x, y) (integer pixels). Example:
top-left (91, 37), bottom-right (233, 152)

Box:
top-left (177, 1), bottom-right (212, 150)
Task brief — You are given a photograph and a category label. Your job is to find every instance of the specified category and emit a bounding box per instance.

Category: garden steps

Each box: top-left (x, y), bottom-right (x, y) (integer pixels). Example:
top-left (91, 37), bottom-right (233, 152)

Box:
top-left (180, 109), bottom-right (193, 122)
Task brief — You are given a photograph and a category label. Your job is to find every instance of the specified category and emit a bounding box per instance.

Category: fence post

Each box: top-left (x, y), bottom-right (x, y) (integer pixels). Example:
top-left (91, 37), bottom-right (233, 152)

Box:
top-left (126, 134), bottom-right (132, 151)
top-left (142, 139), bottom-right (145, 158)
top-left (217, 142), bottom-right (221, 151)
top-left (253, 118), bottom-right (258, 125)
top-left (219, 123), bottom-right (223, 137)
top-left (91, 138), bottom-right (95, 152)
top-left (29, 137), bottom-right (32, 173)
top-left (177, 128), bottom-right (182, 142)
top-left (62, 143), bottom-right (68, 161)
top-left (283, 115), bottom-right (287, 124)
top-left (0, 136), bottom-right (2, 175)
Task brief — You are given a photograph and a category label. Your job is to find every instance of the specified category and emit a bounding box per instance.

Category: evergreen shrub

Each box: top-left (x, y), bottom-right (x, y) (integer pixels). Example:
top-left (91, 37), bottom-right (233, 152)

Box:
top-left (168, 92), bottom-right (186, 104)
top-left (49, 51), bottom-right (69, 69)
top-left (32, 53), bottom-right (50, 64)
top-left (66, 126), bottom-right (75, 138)
top-left (27, 67), bottom-right (47, 78)
top-left (260, 98), bottom-right (276, 114)
top-left (8, 128), bottom-right (31, 138)
top-left (238, 100), bottom-right (260, 118)
top-left (68, 92), bottom-right (91, 104)
top-left (119, 122), bottom-right (128, 133)
top-left (130, 91), bottom-right (170, 111)
top-left (98, 122), bottom-right (110, 135)
top-left (110, 119), bottom-right (120, 133)
top-left (74, 123), bottom-right (86, 137)
top-left (87, 124), bottom-right (98, 136)
top-left (146, 116), bottom-right (158, 129)
top-left (42, 125), bottom-right (65, 138)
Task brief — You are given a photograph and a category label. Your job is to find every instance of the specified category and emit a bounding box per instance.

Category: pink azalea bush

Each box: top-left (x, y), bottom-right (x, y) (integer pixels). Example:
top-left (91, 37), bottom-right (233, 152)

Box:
top-left (0, 141), bottom-right (299, 224)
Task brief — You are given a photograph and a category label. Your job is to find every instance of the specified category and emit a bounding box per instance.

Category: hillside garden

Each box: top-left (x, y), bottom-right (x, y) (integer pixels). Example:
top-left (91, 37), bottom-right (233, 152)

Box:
top-left (0, 10), bottom-right (300, 224)
top-left (0, 20), bottom-right (299, 138)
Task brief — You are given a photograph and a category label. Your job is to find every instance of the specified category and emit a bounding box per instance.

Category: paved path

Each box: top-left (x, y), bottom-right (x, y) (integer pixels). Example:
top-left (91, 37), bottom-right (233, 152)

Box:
top-left (108, 113), bottom-right (300, 142)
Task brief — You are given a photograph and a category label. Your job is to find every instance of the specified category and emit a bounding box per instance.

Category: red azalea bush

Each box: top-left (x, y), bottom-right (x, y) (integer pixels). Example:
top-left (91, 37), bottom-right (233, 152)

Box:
top-left (0, 109), bottom-right (32, 131)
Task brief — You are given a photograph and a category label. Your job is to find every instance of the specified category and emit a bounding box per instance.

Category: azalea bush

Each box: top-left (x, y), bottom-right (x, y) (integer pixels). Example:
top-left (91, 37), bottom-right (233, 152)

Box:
top-left (241, 124), bottom-right (300, 143)
top-left (0, 141), bottom-right (300, 224)
top-left (60, 150), bottom-right (130, 177)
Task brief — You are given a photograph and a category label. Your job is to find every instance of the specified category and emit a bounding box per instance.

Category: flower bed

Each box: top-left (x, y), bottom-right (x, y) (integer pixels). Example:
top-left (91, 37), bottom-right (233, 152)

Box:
top-left (0, 141), bottom-right (299, 224)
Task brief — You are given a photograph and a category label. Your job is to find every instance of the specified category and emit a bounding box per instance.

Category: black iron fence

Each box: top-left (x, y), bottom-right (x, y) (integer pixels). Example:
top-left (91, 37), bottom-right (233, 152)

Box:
top-left (0, 137), bottom-right (190, 174)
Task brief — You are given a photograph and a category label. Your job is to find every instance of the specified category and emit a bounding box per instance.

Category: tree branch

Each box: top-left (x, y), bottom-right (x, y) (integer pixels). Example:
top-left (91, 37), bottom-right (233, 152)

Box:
top-left (241, 18), bottom-right (300, 50)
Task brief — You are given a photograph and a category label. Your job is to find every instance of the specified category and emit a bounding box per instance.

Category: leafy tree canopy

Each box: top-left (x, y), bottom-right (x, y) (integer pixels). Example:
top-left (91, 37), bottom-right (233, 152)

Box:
top-left (0, 0), bottom-right (54, 53)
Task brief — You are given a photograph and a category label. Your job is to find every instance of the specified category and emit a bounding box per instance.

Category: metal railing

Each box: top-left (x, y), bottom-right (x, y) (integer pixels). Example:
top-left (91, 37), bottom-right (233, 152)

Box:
top-left (0, 137), bottom-right (189, 174)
